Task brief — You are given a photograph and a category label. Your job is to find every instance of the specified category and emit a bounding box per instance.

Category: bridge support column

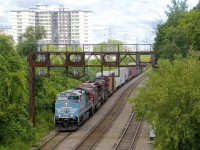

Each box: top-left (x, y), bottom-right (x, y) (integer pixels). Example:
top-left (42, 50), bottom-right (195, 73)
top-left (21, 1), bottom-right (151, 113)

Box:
top-left (29, 67), bottom-right (35, 125)
top-left (136, 53), bottom-right (141, 75)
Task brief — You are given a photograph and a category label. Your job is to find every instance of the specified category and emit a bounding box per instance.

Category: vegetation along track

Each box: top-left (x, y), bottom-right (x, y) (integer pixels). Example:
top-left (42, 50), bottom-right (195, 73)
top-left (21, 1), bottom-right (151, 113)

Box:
top-left (73, 74), bottom-right (146, 150)
top-left (37, 132), bottom-right (70, 150)
top-left (114, 112), bottom-right (143, 150)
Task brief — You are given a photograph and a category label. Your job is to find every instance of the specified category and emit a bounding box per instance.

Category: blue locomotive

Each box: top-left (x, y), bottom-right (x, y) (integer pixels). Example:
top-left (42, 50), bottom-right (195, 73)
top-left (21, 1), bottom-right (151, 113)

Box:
top-left (54, 89), bottom-right (94, 131)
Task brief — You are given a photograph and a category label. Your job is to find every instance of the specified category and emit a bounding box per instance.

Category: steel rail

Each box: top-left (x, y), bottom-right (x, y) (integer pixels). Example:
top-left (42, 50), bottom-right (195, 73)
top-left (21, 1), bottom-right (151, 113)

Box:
top-left (73, 74), bottom-right (146, 150)
top-left (36, 132), bottom-right (70, 150)
top-left (114, 112), bottom-right (143, 150)
top-left (129, 119), bottom-right (143, 150)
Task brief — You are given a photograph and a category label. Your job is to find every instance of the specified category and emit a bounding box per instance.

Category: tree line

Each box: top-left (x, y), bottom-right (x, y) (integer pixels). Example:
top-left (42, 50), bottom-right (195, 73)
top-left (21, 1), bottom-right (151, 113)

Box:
top-left (131, 0), bottom-right (200, 149)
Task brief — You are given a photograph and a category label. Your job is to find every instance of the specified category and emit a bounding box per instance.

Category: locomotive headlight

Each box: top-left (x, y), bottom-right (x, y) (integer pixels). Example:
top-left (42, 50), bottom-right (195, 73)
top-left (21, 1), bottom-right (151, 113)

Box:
top-left (65, 102), bottom-right (68, 106)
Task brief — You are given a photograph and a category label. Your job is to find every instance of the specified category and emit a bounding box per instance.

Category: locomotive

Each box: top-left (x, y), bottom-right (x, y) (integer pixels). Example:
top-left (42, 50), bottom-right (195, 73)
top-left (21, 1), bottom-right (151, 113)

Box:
top-left (54, 89), bottom-right (94, 130)
top-left (54, 65), bottom-right (137, 131)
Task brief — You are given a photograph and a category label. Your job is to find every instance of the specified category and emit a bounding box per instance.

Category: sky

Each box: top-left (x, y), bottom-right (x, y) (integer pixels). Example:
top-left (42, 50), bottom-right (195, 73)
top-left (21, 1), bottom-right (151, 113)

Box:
top-left (0, 0), bottom-right (199, 43)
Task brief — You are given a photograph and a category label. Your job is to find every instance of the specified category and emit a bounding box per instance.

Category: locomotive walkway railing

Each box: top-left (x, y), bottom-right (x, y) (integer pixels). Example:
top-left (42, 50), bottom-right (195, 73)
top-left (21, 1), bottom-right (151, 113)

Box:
top-left (28, 44), bottom-right (156, 125)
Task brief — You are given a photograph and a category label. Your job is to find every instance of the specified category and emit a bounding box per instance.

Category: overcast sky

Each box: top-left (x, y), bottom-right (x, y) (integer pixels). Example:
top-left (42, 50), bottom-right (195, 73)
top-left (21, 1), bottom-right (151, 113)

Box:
top-left (0, 0), bottom-right (199, 43)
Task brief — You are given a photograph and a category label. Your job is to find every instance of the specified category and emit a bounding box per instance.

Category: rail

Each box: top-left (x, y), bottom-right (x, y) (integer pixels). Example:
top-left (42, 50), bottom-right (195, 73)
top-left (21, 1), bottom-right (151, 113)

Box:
top-left (114, 112), bottom-right (143, 150)
top-left (36, 132), bottom-right (70, 150)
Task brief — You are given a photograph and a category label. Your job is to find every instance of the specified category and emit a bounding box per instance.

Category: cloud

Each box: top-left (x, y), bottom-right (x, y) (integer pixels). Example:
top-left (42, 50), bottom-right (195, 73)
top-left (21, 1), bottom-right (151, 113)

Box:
top-left (0, 0), bottom-right (199, 43)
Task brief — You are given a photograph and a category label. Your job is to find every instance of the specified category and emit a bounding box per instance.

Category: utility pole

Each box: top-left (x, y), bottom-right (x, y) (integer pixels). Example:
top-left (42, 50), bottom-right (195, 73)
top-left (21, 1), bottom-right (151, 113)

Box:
top-left (123, 34), bottom-right (129, 44)
top-left (123, 34), bottom-right (129, 51)
top-left (104, 26), bottom-right (115, 43)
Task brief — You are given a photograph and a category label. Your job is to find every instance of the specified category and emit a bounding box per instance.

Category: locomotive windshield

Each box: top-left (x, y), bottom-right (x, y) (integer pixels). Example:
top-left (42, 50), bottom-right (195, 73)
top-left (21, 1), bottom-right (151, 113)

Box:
top-left (57, 96), bottom-right (67, 101)
top-left (68, 95), bottom-right (80, 102)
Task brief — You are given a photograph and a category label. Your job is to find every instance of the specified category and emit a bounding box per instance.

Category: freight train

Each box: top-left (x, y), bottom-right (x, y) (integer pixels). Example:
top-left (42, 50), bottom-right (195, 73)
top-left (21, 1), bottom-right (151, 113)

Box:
top-left (54, 64), bottom-right (137, 131)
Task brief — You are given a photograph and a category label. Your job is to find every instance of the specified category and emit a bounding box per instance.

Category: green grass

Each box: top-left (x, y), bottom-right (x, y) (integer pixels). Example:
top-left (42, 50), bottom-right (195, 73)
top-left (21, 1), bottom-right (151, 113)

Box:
top-left (34, 110), bottom-right (55, 147)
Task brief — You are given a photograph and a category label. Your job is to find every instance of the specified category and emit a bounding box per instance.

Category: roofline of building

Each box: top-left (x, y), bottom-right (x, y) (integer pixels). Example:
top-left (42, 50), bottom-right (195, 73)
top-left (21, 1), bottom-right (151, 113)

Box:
top-left (10, 10), bottom-right (92, 12)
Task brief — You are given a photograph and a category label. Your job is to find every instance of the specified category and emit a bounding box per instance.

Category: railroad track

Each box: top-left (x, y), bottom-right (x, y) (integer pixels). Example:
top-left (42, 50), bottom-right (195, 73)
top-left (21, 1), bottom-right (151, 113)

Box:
top-left (73, 74), bottom-right (146, 150)
top-left (36, 132), bottom-right (70, 150)
top-left (114, 112), bottom-right (143, 150)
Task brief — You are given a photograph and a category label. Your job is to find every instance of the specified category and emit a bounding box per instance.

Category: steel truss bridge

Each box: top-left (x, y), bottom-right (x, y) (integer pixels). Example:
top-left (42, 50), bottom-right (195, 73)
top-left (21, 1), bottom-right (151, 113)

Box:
top-left (28, 44), bottom-right (156, 125)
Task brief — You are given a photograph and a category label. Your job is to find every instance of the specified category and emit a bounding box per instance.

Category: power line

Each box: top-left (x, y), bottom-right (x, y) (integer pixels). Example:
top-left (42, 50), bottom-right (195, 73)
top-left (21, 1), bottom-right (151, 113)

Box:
top-left (104, 26), bottom-right (115, 43)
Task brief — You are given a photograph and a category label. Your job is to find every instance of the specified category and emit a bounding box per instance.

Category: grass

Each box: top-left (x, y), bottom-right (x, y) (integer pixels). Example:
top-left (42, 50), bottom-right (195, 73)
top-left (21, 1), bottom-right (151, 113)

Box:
top-left (34, 110), bottom-right (55, 147)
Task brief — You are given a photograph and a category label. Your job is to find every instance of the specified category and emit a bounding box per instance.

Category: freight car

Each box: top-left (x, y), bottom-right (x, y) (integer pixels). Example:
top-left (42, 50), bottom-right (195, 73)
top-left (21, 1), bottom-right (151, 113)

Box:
top-left (128, 62), bottom-right (137, 79)
top-left (54, 65), bottom-right (138, 131)
top-left (96, 68), bottom-right (130, 89)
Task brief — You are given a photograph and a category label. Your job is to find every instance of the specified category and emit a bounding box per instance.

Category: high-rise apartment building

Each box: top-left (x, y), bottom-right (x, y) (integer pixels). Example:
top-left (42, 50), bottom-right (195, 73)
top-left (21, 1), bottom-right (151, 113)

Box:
top-left (10, 4), bottom-right (93, 46)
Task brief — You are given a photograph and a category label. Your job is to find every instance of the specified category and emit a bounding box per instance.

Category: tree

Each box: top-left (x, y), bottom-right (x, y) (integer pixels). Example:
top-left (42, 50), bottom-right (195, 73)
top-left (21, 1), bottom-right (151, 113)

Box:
top-left (0, 35), bottom-right (14, 55)
top-left (131, 50), bottom-right (200, 149)
top-left (17, 25), bottom-right (46, 57)
top-left (178, 11), bottom-right (200, 51)
top-left (165, 0), bottom-right (188, 26)
top-left (93, 39), bottom-right (124, 52)
top-left (0, 35), bottom-right (35, 148)
top-left (153, 0), bottom-right (189, 60)
top-left (35, 71), bottom-right (82, 112)
top-left (192, 1), bottom-right (200, 11)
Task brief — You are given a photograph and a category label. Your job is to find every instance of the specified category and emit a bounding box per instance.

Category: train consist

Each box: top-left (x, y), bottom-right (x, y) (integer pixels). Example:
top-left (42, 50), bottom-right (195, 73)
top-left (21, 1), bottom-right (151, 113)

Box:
top-left (54, 64), bottom-right (137, 131)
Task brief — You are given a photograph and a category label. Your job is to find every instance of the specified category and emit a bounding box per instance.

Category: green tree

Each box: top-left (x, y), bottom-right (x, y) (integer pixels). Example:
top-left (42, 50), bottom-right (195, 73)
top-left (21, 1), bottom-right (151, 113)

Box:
top-left (17, 25), bottom-right (46, 57)
top-left (178, 11), bottom-right (200, 51)
top-left (35, 71), bottom-right (81, 111)
top-left (0, 35), bottom-right (35, 148)
top-left (192, 1), bottom-right (200, 11)
top-left (93, 39), bottom-right (124, 52)
top-left (154, 0), bottom-right (189, 60)
top-left (165, 0), bottom-right (188, 26)
top-left (131, 50), bottom-right (200, 149)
